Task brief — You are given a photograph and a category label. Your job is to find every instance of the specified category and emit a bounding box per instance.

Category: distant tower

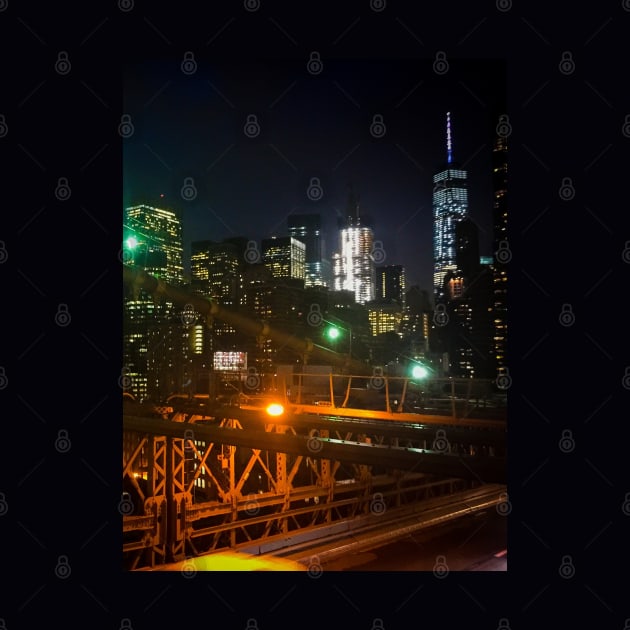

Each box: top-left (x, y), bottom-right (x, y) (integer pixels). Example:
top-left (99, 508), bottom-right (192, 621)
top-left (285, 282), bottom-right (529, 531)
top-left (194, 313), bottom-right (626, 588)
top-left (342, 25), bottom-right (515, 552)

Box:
top-left (332, 187), bottom-right (376, 304)
top-left (492, 130), bottom-right (508, 378)
top-left (287, 214), bottom-right (330, 287)
top-left (432, 112), bottom-right (469, 304)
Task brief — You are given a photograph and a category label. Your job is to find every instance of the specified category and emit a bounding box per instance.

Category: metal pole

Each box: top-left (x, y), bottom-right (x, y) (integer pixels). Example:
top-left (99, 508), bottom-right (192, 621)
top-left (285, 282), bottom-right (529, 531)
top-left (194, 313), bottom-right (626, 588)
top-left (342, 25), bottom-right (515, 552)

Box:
top-left (349, 326), bottom-right (352, 360)
top-left (398, 378), bottom-right (408, 413)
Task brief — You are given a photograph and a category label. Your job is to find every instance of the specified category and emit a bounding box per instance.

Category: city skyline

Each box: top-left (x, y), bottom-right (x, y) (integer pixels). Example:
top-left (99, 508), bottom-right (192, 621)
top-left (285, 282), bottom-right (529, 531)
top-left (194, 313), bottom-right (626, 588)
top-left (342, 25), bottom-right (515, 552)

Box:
top-left (123, 58), bottom-right (506, 295)
top-left (120, 57), bottom-right (508, 572)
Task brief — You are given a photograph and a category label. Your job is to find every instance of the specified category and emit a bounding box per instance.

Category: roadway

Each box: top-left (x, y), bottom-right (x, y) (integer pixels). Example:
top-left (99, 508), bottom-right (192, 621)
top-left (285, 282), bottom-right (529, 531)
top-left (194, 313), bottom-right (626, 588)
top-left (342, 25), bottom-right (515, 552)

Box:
top-left (316, 508), bottom-right (507, 572)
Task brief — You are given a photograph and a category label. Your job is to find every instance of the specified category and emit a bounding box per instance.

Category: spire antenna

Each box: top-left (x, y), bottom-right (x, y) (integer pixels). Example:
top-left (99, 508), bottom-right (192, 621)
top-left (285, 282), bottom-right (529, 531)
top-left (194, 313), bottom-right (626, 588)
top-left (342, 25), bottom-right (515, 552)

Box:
top-left (446, 111), bottom-right (453, 164)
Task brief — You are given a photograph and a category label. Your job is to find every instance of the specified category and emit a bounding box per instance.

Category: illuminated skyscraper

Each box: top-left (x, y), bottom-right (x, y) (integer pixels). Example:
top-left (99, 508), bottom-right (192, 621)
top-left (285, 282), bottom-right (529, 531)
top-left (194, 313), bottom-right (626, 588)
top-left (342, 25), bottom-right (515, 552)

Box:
top-left (492, 131), bottom-right (508, 378)
top-left (190, 239), bottom-right (243, 357)
top-left (432, 112), bottom-right (469, 303)
top-left (262, 236), bottom-right (306, 282)
top-left (332, 190), bottom-right (375, 305)
top-left (368, 303), bottom-right (402, 336)
top-left (287, 214), bottom-right (331, 287)
top-left (123, 204), bottom-right (184, 285)
top-left (190, 240), bottom-right (241, 305)
top-left (122, 203), bottom-right (187, 402)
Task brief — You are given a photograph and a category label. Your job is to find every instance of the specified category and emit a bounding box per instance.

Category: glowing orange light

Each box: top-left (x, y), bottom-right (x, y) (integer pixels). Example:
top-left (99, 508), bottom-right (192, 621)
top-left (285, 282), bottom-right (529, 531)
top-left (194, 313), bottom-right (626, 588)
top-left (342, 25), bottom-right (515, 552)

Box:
top-left (266, 403), bottom-right (284, 417)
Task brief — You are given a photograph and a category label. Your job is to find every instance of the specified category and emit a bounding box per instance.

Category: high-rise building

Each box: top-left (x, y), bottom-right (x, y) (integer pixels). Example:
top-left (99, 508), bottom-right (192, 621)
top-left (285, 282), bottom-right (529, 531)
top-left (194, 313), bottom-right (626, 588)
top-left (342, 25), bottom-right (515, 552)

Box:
top-left (262, 236), bottom-right (306, 282)
top-left (432, 112), bottom-right (469, 303)
top-left (442, 220), bottom-right (494, 379)
top-left (123, 203), bottom-right (188, 402)
top-left (190, 240), bottom-right (241, 305)
top-left (287, 214), bottom-right (330, 287)
top-left (332, 189), bottom-right (376, 305)
top-left (368, 303), bottom-right (403, 337)
top-left (243, 276), bottom-right (307, 373)
top-left (401, 286), bottom-right (433, 359)
top-left (190, 239), bottom-right (243, 359)
top-left (492, 131), bottom-right (508, 378)
top-left (454, 218), bottom-right (480, 278)
top-left (123, 204), bottom-right (184, 285)
top-left (375, 265), bottom-right (406, 308)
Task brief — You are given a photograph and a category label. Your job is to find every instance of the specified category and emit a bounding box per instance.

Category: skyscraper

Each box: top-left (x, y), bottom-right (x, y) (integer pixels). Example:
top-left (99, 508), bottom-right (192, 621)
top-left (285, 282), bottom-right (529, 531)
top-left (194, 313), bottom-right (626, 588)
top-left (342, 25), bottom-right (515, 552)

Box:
top-left (244, 279), bottom-right (307, 372)
top-left (375, 265), bottom-right (406, 308)
top-left (190, 239), bottom-right (243, 357)
top-left (368, 303), bottom-right (402, 336)
top-left (454, 218), bottom-right (480, 278)
top-left (123, 204), bottom-right (184, 285)
top-left (432, 112), bottom-right (469, 304)
top-left (190, 240), bottom-right (241, 305)
top-left (261, 236), bottom-right (306, 281)
top-left (492, 131), bottom-right (508, 378)
top-left (443, 219), bottom-right (494, 379)
top-left (287, 214), bottom-right (330, 287)
top-left (332, 189), bottom-right (376, 305)
top-left (123, 203), bottom-right (187, 402)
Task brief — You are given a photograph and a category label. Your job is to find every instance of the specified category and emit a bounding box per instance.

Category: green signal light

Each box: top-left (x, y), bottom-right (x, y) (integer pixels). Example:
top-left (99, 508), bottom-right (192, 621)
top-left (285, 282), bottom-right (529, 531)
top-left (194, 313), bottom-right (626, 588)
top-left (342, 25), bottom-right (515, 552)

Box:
top-left (126, 236), bottom-right (138, 249)
top-left (411, 365), bottom-right (429, 379)
top-left (326, 326), bottom-right (341, 340)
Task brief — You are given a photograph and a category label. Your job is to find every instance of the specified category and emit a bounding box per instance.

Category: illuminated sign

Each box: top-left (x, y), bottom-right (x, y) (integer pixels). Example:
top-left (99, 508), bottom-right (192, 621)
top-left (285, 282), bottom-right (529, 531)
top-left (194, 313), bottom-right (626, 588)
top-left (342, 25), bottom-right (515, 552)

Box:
top-left (213, 351), bottom-right (247, 372)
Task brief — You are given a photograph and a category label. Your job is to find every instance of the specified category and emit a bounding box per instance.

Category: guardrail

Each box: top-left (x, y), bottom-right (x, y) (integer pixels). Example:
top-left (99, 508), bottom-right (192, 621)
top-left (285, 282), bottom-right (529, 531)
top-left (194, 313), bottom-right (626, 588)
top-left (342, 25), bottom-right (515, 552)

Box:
top-left (151, 372), bottom-right (507, 422)
top-left (282, 373), bottom-right (506, 420)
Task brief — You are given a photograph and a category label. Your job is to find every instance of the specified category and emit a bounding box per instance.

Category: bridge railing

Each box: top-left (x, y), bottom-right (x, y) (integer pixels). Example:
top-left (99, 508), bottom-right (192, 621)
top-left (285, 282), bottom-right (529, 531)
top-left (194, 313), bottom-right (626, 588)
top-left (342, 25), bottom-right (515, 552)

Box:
top-left (268, 372), bottom-right (506, 420)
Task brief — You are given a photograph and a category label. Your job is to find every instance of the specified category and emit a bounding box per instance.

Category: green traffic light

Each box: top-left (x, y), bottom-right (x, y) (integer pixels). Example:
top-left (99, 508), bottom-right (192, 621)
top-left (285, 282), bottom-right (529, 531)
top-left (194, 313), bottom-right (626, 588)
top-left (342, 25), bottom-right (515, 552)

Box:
top-left (326, 326), bottom-right (340, 340)
top-left (126, 236), bottom-right (138, 249)
top-left (411, 365), bottom-right (429, 379)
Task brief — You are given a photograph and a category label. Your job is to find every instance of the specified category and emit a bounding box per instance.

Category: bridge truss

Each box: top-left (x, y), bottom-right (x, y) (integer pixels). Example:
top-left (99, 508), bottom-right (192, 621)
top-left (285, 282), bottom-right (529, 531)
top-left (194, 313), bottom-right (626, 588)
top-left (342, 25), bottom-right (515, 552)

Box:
top-left (122, 394), bottom-right (506, 570)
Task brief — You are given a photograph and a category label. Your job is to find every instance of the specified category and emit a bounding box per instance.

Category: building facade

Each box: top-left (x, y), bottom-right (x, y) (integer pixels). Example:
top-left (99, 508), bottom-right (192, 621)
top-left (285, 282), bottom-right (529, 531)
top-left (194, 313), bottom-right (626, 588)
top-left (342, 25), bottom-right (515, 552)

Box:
top-left (122, 203), bottom-right (188, 402)
top-left (368, 303), bottom-right (403, 337)
top-left (432, 112), bottom-right (469, 304)
top-left (189, 239), bottom-right (244, 379)
top-left (190, 240), bottom-right (241, 306)
top-left (492, 131), bottom-right (508, 379)
top-left (442, 219), bottom-right (494, 379)
top-left (375, 265), bottom-right (406, 308)
top-left (262, 236), bottom-right (306, 282)
top-left (123, 204), bottom-right (184, 285)
top-left (287, 213), bottom-right (330, 287)
top-left (332, 191), bottom-right (376, 305)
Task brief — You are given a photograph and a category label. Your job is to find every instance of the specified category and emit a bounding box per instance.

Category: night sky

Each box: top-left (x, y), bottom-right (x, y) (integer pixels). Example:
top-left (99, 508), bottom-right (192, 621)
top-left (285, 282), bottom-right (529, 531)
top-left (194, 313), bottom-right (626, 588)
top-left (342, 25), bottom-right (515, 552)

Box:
top-left (123, 57), bottom-right (506, 293)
